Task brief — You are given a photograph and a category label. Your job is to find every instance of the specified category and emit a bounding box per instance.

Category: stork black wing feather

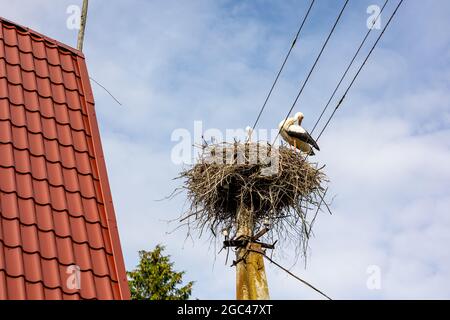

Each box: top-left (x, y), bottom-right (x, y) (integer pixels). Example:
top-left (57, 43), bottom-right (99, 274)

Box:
top-left (287, 129), bottom-right (320, 151)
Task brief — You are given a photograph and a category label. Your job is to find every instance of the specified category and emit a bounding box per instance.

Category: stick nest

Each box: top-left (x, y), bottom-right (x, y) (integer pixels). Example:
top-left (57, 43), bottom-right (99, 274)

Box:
top-left (176, 142), bottom-right (329, 257)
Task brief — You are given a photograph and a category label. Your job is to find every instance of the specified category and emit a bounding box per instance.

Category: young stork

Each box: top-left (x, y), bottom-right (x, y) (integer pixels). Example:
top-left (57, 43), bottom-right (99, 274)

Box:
top-left (278, 112), bottom-right (320, 155)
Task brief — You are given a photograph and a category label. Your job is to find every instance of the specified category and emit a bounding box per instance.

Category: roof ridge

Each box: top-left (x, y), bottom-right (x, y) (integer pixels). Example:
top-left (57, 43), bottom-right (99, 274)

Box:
top-left (0, 16), bottom-right (84, 58)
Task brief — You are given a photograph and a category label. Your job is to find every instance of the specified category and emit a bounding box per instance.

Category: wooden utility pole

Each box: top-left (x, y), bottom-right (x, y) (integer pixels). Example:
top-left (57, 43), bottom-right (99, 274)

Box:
top-left (235, 205), bottom-right (270, 300)
top-left (77, 0), bottom-right (89, 51)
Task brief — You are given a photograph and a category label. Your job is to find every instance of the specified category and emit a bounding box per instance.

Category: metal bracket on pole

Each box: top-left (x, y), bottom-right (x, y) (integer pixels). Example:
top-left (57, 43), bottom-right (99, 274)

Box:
top-left (224, 226), bottom-right (277, 262)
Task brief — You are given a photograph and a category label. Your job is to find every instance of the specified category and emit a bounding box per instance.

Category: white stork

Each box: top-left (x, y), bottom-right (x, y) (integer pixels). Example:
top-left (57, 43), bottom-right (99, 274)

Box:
top-left (278, 112), bottom-right (320, 155)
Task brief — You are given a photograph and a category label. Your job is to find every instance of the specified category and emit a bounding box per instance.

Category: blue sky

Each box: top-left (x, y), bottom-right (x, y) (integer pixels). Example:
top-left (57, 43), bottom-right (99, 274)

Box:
top-left (1, 0), bottom-right (450, 299)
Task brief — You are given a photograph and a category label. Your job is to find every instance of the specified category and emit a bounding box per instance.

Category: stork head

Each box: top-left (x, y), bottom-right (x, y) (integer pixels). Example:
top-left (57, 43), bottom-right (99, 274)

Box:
top-left (294, 112), bottom-right (304, 125)
top-left (279, 115), bottom-right (297, 130)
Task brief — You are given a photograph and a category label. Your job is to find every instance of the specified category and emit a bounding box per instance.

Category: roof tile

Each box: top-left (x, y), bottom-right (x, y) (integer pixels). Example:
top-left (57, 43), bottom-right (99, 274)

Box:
top-left (69, 216), bottom-right (89, 243)
top-left (27, 135), bottom-right (44, 157)
top-left (1, 218), bottom-right (21, 247)
top-left (72, 130), bottom-right (88, 153)
top-left (60, 145), bottom-right (76, 168)
top-left (30, 38), bottom-right (46, 60)
top-left (56, 123), bottom-right (73, 146)
top-left (55, 237), bottom-right (75, 264)
top-left (8, 83), bottom-right (24, 104)
top-left (89, 249), bottom-right (110, 276)
top-left (48, 64), bottom-right (63, 84)
top-left (22, 70), bottom-right (38, 91)
top-left (62, 168), bottom-right (78, 193)
top-left (43, 138), bottom-right (60, 162)
top-left (2, 26), bottom-right (18, 47)
top-left (59, 53), bottom-right (76, 74)
top-left (73, 243), bottom-right (93, 270)
top-left (85, 222), bottom-right (106, 250)
top-left (48, 185), bottom-right (66, 210)
top-left (25, 282), bottom-right (45, 299)
top-left (17, 32), bottom-right (32, 53)
top-left (4, 43), bottom-right (19, 65)
top-left (36, 77), bottom-right (51, 97)
top-left (41, 117), bottom-right (57, 140)
top-left (74, 151), bottom-right (92, 175)
top-left (0, 98), bottom-right (9, 117)
top-left (19, 52), bottom-right (34, 71)
top-left (0, 166), bottom-right (15, 192)
top-left (3, 246), bottom-right (24, 277)
top-left (0, 120), bottom-right (12, 142)
top-left (65, 90), bottom-right (82, 111)
top-left (10, 106), bottom-right (27, 128)
top-left (52, 210), bottom-right (71, 236)
top-left (30, 154), bottom-right (46, 179)
top-left (48, 163), bottom-right (64, 186)
top-left (0, 58), bottom-right (5, 74)
top-left (43, 287), bottom-right (63, 299)
top-left (78, 174), bottom-right (96, 199)
top-left (34, 204), bottom-right (53, 230)
top-left (45, 46), bottom-right (60, 66)
top-left (13, 148), bottom-right (31, 173)
top-left (33, 177), bottom-right (51, 204)
top-left (33, 57), bottom-right (49, 78)
top-left (94, 276), bottom-right (114, 299)
top-left (65, 191), bottom-right (84, 217)
top-left (6, 276), bottom-right (27, 299)
top-left (67, 109), bottom-right (88, 134)
top-left (0, 193), bottom-right (19, 220)
top-left (54, 103), bottom-right (69, 124)
top-left (12, 126), bottom-right (28, 148)
top-left (78, 271), bottom-right (97, 299)
top-left (0, 143), bottom-right (14, 166)
top-left (25, 109), bottom-right (43, 135)
top-left (63, 72), bottom-right (79, 91)
top-left (38, 230), bottom-right (57, 259)
top-left (23, 91), bottom-right (39, 110)
top-left (40, 258), bottom-right (61, 288)
top-left (21, 224), bottom-right (40, 253)
top-left (0, 78), bottom-right (8, 97)
top-left (17, 198), bottom-right (36, 225)
top-left (6, 63), bottom-right (21, 84)
top-left (51, 83), bottom-right (66, 103)
top-left (38, 96), bottom-right (53, 117)
top-left (83, 199), bottom-right (104, 225)
top-left (62, 293), bottom-right (79, 300)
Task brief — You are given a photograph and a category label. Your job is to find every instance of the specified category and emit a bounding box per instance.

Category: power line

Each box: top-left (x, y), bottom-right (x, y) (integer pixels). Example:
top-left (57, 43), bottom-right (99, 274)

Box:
top-left (272, 0), bottom-right (350, 145)
top-left (310, 0), bottom-right (389, 135)
top-left (89, 76), bottom-right (123, 106)
top-left (316, 0), bottom-right (404, 141)
top-left (250, 0), bottom-right (316, 134)
top-left (248, 249), bottom-right (332, 300)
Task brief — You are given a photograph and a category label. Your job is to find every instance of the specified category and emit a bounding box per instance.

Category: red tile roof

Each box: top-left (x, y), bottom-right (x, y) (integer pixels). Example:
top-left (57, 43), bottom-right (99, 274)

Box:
top-left (0, 17), bottom-right (130, 299)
